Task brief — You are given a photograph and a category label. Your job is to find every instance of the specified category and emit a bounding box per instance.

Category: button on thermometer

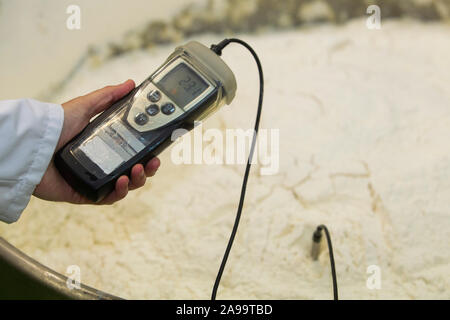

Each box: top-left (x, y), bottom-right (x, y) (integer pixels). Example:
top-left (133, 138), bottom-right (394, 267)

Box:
top-left (55, 41), bottom-right (237, 202)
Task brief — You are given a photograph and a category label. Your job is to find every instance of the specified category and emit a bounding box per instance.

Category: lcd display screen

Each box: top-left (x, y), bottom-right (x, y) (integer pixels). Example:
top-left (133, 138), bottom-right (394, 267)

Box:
top-left (157, 63), bottom-right (209, 107)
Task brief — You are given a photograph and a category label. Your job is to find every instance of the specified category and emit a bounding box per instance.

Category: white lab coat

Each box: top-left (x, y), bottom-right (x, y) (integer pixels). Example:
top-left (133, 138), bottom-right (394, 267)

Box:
top-left (0, 99), bottom-right (63, 223)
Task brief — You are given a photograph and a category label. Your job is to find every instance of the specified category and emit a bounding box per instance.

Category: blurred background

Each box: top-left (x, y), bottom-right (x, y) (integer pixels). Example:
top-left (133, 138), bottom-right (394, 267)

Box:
top-left (1, 0), bottom-right (449, 100)
top-left (0, 0), bottom-right (449, 300)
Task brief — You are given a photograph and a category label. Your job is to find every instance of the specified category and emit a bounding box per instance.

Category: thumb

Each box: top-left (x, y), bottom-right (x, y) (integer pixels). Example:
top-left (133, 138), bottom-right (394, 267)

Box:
top-left (58, 80), bottom-right (135, 149)
top-left (65, 79), bottom-right (136, 119)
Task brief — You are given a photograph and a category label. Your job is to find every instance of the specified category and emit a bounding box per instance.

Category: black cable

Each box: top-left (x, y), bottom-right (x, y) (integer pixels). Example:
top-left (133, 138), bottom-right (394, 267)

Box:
top-left (315, 225), bottom-right (338, 300)
top-left (209, 38), bottom-right (264, 300)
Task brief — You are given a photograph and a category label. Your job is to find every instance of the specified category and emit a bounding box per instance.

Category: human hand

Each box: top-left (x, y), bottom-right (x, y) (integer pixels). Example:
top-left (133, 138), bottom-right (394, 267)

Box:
top-left (33, 80), bottom-right (160, 205)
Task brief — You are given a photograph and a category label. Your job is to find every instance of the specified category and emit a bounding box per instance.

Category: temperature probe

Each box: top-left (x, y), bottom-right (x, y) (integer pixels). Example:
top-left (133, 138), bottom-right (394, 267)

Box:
top-left (55, 41), bottom-right (237, 202)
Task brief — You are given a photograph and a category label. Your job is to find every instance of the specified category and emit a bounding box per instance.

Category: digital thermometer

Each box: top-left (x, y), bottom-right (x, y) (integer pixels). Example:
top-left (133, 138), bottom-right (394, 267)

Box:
top-left (55, 41), bottom-right (237, 202)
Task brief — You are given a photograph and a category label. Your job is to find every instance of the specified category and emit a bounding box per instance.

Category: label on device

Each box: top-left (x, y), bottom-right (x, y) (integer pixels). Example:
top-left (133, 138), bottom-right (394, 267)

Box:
top-left (79, 136), bottom-right (123, 174)
top-left (78, 120), bottom-right (145, 175)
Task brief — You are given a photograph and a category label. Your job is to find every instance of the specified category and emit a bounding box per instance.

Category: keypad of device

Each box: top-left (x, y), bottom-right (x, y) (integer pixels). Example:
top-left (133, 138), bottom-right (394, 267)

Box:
top-left (126, 83), bottom-right (184, 132)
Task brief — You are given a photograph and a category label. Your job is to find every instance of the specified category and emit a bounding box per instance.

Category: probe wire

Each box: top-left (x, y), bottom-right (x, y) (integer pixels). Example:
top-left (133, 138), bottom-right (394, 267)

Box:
top-left (317, 224), bottom-right (338, 300)
top-left (210, 38), bottom-right (264, 300)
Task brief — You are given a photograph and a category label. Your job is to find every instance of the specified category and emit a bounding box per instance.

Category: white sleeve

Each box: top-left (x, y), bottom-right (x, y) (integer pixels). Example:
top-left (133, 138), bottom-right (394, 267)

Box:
top-left (0, 99), bottom-right (64, 224)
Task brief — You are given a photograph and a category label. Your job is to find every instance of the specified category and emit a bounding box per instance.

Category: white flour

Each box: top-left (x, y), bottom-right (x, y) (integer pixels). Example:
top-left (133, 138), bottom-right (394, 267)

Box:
top-left (1, 19), bottom-right (449, 299)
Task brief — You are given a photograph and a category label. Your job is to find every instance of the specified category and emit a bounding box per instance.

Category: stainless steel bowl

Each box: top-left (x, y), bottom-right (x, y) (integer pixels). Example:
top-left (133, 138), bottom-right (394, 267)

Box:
top-left (0, 237), bottom-right (120, 299)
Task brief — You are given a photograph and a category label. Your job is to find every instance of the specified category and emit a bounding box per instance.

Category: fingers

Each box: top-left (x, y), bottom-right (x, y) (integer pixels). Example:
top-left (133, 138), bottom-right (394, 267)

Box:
top-left (128, 164), bottom-right (146, 190)
top-left (99, 157), bottom-right (160, 205)
top-left (100, 175), bottom-right (129, 205)
top-left (66, 79), bottom-right (136, 120)
top-left (145, 157), bottom-right (161, 177)
top-left (129, 157), bottom-right (161, 190)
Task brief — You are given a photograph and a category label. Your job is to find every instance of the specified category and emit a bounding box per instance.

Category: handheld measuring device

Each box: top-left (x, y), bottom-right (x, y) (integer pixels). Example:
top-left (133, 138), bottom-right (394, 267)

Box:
top-left (54, 38), bottom-right (337, 300)
top-left (56, 38), bottom-right (263, 300)
top-left (55, 41), bottom-right (237, 202)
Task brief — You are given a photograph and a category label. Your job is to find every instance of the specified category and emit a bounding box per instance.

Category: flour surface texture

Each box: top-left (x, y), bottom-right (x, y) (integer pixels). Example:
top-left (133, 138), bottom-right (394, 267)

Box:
top-left (1, 20), bottom-right (449, 299)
